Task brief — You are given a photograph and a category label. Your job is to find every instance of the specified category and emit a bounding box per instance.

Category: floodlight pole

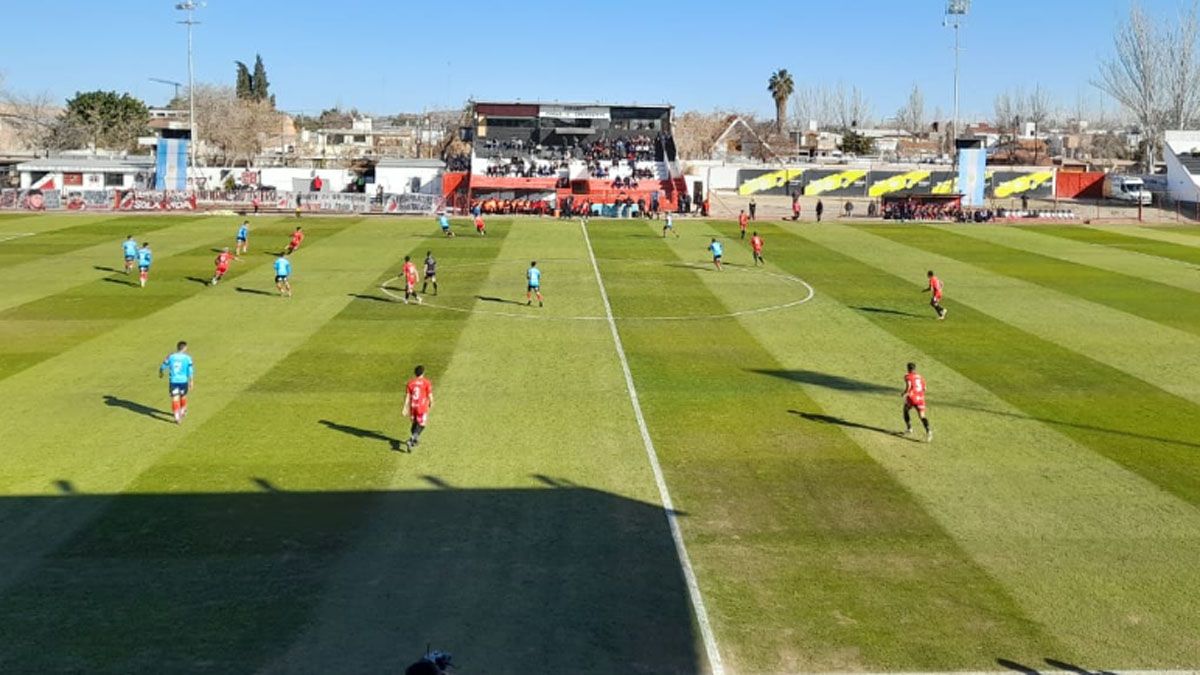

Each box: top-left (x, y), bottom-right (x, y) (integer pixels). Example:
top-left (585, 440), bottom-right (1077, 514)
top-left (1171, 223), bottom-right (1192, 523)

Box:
top-left (176, 2), bottom-right (201, 180)
top-left (945, 0), bottom-right (968, 164)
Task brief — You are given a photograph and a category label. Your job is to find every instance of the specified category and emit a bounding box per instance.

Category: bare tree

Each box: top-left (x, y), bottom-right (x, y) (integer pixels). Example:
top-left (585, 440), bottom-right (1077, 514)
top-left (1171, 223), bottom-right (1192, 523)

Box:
top-left (0, 77), bottom-right (62, 155)
top-left (1094, 1), bottom-right (1200, 170)
top-left (188, 84), bottom-right (282, 166)
top-left (673, 110), bottom-right (741, 160)
top-left (1026, 85), bottom-right (1053, 162)
top-left (895, 84), bottom-right (926, 136)
top-left (789, 83), bottom-right (874, 132)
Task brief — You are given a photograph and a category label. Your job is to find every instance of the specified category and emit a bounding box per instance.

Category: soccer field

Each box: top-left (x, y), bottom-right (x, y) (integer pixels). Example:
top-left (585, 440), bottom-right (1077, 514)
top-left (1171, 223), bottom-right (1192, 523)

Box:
top-left (0, 212), bottom-right (1198, 674)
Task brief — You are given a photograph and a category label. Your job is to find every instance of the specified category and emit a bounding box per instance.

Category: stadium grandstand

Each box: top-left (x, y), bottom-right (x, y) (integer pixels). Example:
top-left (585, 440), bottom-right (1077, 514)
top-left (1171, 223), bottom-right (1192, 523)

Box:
top-left (446, 101), bottom-right (685, 217)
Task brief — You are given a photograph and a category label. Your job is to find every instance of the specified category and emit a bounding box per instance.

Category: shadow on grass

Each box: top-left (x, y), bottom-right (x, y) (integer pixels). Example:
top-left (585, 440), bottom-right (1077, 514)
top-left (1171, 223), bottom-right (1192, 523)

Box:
top-left (92, 265), bottom-right (121, 273)
top-left (318, 419), bottom-right (403, 452)
top-left (100, 277), bottom-right (138, 287)
top-left (235, 287), bottom-right (275, 296)
top-left (101, 395), bottom-right (173, 423)
top-left (0, 484), bottom-right (702, 673)
top-left (475, 295), bottom-right (525, 306)
top-left (750, 368), bottom-right (898, 394)
top-left (757, 368), bottom-right (1200, 450)
top-left (185, 276), bottom-right (211, 286)
top-left (788, 410), bottom-right (914, 440)
top-left (852, 305), bottom-right (925, 319)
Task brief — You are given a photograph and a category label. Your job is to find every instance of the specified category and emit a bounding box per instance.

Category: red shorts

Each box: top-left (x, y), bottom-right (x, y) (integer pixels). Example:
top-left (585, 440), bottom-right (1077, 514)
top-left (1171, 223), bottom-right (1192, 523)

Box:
top-left (215, 265), bottom-right (229, 275)
top-left (405, 277), bottom-right (417, 290)
top-left (932, 294), bottom-right (942, 303)
top-left (905, 398), bottom-right (926, 412)
top-left (411, 408), bottom-right (429, 426)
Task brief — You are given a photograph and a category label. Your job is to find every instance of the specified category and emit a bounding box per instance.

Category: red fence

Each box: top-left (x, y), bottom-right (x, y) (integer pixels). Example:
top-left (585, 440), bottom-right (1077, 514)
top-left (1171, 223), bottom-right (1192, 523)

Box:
top-left (1055, 171), bottom-right (1105, 199)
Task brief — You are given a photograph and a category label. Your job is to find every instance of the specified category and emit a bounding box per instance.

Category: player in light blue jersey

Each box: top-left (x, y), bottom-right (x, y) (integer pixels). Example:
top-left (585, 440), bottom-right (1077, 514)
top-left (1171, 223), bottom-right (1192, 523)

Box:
top-left (437, 212), bottom-right (454, 238)
top-left (526, 261), bottom-right (543, 307)
top-left (136, 243), bottom-right (153, 287)
top-left (158, 340), bottom-right (194, 424)
top-left (707, 238), bottom-right (723, 271)
top-left (662, 213), bottom-right (678, 238)
top-left (235, 220), bottom-right (250, 256)
top-left (274, 254), bottom-right (292, 297)
top-left (122, 235), bottom-right (138, 274)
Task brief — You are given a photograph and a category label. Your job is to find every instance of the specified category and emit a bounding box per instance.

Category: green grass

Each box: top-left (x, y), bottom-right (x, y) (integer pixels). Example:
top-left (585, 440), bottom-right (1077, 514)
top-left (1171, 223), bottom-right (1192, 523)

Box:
top-left (0, 214), bottom-right (1198, 673)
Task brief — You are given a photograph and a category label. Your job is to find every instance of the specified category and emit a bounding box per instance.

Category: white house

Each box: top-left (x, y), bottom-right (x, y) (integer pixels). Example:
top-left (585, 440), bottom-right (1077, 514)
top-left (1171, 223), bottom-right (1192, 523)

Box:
top-left (17, 155), bottom-right (155, 191)
top-left (374, 158), bottom-right (444, 195)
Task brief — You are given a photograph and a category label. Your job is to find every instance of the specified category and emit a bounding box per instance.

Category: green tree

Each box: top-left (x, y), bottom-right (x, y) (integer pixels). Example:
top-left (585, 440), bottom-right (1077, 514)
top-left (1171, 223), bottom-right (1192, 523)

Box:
top-left (839, 129), bottom-right (875, 156)
top-left (767, 69), bottom-right (794, 133)
top-left (62, 90), bottom-right (149, 151)
top-left (251, 54), bottom-right (270, 103)
top-left (235, 61), bottom-right (253, 100)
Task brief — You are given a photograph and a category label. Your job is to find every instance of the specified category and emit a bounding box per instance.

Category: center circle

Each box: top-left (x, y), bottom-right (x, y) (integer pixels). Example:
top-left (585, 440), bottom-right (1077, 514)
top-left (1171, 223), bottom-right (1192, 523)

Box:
top-left (378, 258), bottom-right (814, 321)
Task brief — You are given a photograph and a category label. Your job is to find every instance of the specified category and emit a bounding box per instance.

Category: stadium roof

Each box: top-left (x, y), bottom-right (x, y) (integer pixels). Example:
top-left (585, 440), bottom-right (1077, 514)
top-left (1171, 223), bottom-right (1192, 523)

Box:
top-left (16, 156), bottom-right (155, 172)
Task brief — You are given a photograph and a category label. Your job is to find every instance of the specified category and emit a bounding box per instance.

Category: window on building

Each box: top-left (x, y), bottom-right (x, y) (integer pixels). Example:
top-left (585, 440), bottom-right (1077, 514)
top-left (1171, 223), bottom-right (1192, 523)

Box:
top-left (63, 172), bottom-right (83, 186)
top-left (104, 173), bottom-right (124, 187)
top-left (353, 135), bottom-right (367, 143)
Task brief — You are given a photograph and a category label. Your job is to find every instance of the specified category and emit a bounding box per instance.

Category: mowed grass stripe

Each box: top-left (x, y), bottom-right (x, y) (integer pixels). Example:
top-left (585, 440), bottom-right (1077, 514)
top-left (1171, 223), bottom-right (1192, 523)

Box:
top-left (774, 224), bottom-right (1200, 507)
top-left (588, 220), bottom-right (1061, 673)
top-left (0, 218), bottom-right (400, 663)
top-left (861, 224), bottom-right (1200, 336)
top-left (931, 223), bottom-right (1200, 294)
top-left (277, 219), bottom-right (704, 673)
top-left (0, 214), bottom-right (196, 269)
top-left (792, 223), bottom-right (1200, 408)
top-left (0, 216), bottom-right (384, 494)
top-left (0, 224), bottom-right (514, 673)
top-left (0, 218), bottom-right (344, 383)
top-left (690, 219), bottom-right (1200, 667)
top-left (1029, 225), bottom-right (1200, 264)
top-left (0, 215), bottom-right (239, 314)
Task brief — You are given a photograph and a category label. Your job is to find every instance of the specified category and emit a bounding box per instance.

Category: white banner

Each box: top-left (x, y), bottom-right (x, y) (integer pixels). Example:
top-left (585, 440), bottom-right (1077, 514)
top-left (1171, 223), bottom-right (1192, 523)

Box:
top-left (539, 105), bottom-right (609, 120)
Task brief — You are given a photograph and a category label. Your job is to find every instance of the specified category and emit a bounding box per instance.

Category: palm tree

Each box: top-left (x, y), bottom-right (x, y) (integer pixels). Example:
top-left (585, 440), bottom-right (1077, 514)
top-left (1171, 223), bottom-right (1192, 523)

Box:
top-left (767, 69), bottom-right (794, 133)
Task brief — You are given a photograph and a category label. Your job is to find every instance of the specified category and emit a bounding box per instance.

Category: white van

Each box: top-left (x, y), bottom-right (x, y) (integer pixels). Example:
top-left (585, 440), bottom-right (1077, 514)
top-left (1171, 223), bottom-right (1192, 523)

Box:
top-left (1102, 175), bottom-right (1152, 205)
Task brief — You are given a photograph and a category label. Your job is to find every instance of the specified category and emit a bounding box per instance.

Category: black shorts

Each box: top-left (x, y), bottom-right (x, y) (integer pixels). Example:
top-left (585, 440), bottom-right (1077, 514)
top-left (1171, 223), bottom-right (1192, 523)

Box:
top-left (139, 265), bottom-right (150, 273)
top-left (713, 255), bottom-right (722, 262)
top-left (275, 275), bottom-right (289, 283)
top-left (169, 382), bottom-right (189, 397)
top-left (528, 284), bottom-right (540, 293)
top-left (424, 271), bottom-right (436, 279)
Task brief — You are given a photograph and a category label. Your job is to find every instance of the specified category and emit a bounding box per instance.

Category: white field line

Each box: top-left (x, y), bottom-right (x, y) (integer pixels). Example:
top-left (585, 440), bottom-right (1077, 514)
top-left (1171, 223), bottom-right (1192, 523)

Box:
top-left (0, 232), bottom-right (35, 243)
top-left (378, 262), bottom-right (813, 322)
top-left (579, 220), bottom-right (725, 675)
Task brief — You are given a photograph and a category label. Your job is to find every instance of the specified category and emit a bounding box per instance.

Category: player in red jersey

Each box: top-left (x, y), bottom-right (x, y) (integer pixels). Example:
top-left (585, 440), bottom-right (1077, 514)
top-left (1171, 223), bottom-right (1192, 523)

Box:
top-left (738, 209), bottom-right (749, 239)
top-left (474, 214), bottom-right (487, 236)
top-left (902, 362), bottom-right (932, 442)
top-left (402, 364), bottom-right (434, 451)
top-left (750, 231), bottom-right (764, 266)
top-left (210, 247), bottom-right (234, 286)
top-left (284, 226), bottom-right (305, 254)
top-left (401, 255), bottom-right (421, 305)
top-left (923, 270), bottom-right (947, 320)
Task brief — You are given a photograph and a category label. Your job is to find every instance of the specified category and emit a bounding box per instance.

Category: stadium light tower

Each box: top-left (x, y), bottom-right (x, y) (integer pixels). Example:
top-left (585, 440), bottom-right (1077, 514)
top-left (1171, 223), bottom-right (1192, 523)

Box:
top-left (945, 0), bottom-right (969, 156)
top-left (175, 1), bottom-right (204, 176)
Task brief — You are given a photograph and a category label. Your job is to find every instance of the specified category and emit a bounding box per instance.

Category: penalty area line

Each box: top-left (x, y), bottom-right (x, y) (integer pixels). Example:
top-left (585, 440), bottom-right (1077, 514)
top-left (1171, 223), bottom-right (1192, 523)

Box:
top-left (579, 220), bottom-right (725, 675)
top-left (0, 232), bottom-right (35, 243)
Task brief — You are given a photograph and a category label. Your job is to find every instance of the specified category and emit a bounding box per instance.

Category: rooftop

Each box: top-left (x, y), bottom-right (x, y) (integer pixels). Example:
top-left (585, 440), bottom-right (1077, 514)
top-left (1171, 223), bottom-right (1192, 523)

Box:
top-left (17, 155), bottom-right (155, 172)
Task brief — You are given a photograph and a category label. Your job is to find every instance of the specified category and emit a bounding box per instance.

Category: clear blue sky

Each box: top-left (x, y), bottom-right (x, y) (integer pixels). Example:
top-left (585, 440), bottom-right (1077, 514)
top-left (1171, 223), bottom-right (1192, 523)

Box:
top-left (0, 0), bottom-right (1178, 120)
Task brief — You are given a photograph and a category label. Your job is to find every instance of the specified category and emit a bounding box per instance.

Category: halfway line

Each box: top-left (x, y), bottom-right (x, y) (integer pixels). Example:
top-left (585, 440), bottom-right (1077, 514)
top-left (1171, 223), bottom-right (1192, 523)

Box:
top-left (579, 220), bottom-right (725, 675)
